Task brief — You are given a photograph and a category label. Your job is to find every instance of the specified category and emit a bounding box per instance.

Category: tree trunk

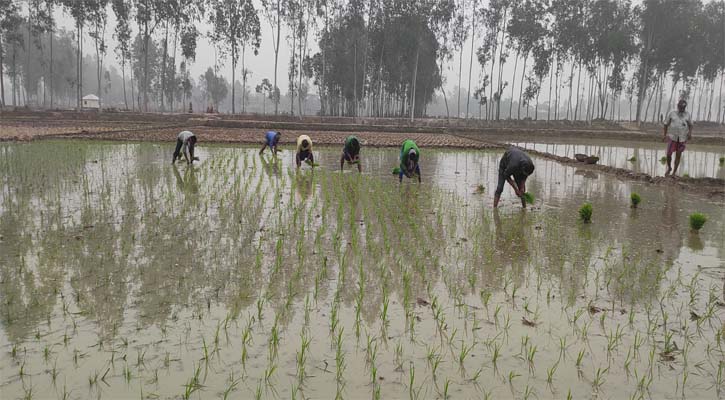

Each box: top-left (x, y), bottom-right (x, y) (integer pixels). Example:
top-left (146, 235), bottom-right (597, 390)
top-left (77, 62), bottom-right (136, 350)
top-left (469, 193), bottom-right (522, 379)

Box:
top-left (289, 29), bottom-right (296, 116)
top-left (465, 14), bottom-right (476, 119)
top-left (509, 49), bottom-right (519, 119)
top-left (554, 60), bottom-right (560, 120)
top-left (353, 41), bottom-right (357, 117)
top-left (656, 72), bottom-right (665, 122)
top-left (547, 54), bottom-right (554, 121)
top-left (716, 72), bottom-right (723, 123)
top-left (122, 59), bottom-right (128, 110)
top-left (0, 37), bottom-right (5, 107)
top-left (487, 27), bottom-right (498, 120)
top-left (170, 27), bottom-right (178, 112)
top-left (96, 35), bottom-right (102, 110)
top-left (77, 23), bottom-right (81, 110)
top-left (231, 48), bottom-right (236, 114)
top-left (574, 60), bottom-right (582, 120)
top-left (495, 9), bottom-right (508, 121)
top-left (635, 26), bottom-right (654, 124)
top-left (273, 0), bottom-right (281, 115)
top-left (566, 61), bottom-right (575, 119)
top-left (410, 43), bottom-right (420, 121)
top-left (705, 79), bottom-right (714, 121)
top-left (143, 19), bottom-right (150, 112)
top-left (517, 53), bottom-right (527, 119)
top-left (160, 24), bottom-right (169, 112)
top-left (457, 45), bottom-right (463, 118)
top-left (131, 64), bottom-right (135, 111)
top-left (49, 28), bottom-right (54, 108)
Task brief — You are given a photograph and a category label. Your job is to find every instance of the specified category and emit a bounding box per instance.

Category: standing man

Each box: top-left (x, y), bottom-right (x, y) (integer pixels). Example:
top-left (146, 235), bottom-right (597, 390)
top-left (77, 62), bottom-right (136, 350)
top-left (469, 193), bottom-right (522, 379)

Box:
top-left (663, 99), bottom-right (693, 177)
top-left (493, 147), bottom-right (535, 209)
top-left (172, 130), bottom-right (198, 165)
top-left (295, 134), bottom-right (315, 169)
top-left (260, 130), bottom-right (281, 156)
top-left (398, 139), bottom-right (421, 183)
top-left (340, 135), bottom-right (362, 172)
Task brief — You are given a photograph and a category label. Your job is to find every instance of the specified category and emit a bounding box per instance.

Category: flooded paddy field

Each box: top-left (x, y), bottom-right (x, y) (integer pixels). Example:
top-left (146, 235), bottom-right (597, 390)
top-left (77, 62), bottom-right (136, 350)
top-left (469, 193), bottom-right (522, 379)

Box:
top-left (510, 138), bottom-right (725, 179)
top-left (1, 141), bottom-right (724, 399)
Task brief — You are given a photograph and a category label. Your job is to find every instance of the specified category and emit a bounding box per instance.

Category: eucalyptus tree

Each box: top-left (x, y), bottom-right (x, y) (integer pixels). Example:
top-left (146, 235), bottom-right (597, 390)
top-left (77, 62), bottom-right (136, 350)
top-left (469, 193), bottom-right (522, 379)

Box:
top-left (209, 0), bottom-right (261, 114)
top-left (135, 0), bottom-right (168, 111)
top-left (60, 0), bottom-right (90, 108)
top-left (0, 0), bottom-right (23, 106)
top-left (87, 0), bottom-right (109, 109)
top-left (261, 0), bottom-right (288, 114)
top-left (506, 0), bottom-right (547, 119)
top-left (200, 66), bottom-right (228, 110)
top-left (585, 0), bottom-right (636, 120)
top-left (452, 0), bottom-right (467, 117)
top-left (23, 0), bottom-right (53, 106)
top-left (112, 0), bottom-right (132, 109)
top-left (255, 77), bottom-right (273, 113)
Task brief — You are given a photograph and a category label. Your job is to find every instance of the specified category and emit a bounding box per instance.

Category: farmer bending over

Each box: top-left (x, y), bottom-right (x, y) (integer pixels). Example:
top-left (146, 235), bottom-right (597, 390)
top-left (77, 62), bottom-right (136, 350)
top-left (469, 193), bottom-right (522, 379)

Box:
top-left (172, 130), bottom-right (198, 165)
top-left (259, 130), bottom-right (281, 156)
top-left (399, 139), bottom-right (421, 183)
top-left (295, 134), bottom-right (315, 169)
top-left (340, 135), bottom-right (362, 172)
top-left (663, 99), bottom-right (693, 177)
top-left (493, 147), bottom-right (535, 209)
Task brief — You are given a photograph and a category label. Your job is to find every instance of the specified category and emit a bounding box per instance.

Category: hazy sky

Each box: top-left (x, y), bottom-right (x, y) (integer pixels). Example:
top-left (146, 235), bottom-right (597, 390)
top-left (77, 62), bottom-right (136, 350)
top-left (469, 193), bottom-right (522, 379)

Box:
top-left (49, 0), bottom-right (711, 109)
top-left (50, 1), bottom-right (509, 99)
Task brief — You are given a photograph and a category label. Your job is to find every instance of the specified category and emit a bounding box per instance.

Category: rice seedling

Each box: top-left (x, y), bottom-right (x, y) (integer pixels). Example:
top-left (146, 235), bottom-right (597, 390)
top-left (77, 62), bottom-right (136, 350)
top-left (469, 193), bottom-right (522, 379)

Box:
top-left (689, 213), bottom-right (707, 232)
top-left (579, 203), bottom-right (593, 223)
top-left (630, 192), bottom-right (641, 208)
top-left (523, 192), bottom-right (535, 204)
top-left (458, 341), bottom-right (475, 367)
top-left (576, 349), bottom-right (585, 368)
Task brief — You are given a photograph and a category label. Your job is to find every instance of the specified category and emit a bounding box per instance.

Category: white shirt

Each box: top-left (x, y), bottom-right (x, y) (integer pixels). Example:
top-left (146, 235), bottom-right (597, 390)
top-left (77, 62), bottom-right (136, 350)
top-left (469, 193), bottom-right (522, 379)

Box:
top-left (665, 110), bottom-right (692, 142)
top-left (178, 130), bottom-right (194, 144)
top-left (177, 131), bottom-right (195, 159)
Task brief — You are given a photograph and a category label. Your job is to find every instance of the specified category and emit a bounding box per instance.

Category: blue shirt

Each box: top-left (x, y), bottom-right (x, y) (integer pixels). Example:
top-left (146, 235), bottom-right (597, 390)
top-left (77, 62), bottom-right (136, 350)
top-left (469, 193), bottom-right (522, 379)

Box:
top-left (265, 131), bottom-right (279, 146)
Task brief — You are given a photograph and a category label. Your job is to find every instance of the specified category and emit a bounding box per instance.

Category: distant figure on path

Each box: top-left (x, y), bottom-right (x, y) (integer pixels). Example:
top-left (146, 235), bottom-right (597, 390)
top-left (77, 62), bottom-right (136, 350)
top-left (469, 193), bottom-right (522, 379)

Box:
top-left (493, 147), bottom-right (535, 209)
top-left (340, 135), bottom-right (362, 172)
top-left (398, 139), bottom-right (421, 183)
top-left (296, 134), bottom-right (315, 169)
top-left (663, 99), bottom-right (693, 177)
top-left (172, 130), bottom-right (198, 165)
top-left (260, 130), bottom-right (281, 156)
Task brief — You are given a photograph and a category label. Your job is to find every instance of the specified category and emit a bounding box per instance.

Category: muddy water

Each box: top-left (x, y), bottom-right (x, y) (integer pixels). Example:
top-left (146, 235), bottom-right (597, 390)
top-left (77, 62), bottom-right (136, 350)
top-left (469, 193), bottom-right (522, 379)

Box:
top-left (510, 138), bottom-right (725, 179)
top-left (1, 141), bottom-right (723, 400)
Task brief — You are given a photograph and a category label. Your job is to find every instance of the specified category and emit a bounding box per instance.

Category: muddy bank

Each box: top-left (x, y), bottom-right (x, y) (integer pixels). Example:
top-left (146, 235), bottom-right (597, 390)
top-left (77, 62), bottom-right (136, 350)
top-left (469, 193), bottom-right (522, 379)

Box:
top-left (4, 109), bottom-right (722, 144)
top-left (55, 126), bottom-right (496, 149)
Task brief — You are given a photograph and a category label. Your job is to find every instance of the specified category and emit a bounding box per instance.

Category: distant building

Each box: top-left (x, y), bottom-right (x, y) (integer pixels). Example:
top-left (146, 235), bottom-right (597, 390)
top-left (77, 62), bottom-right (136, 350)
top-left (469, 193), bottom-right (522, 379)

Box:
top-left (82, 94), bottom-right (100, 109)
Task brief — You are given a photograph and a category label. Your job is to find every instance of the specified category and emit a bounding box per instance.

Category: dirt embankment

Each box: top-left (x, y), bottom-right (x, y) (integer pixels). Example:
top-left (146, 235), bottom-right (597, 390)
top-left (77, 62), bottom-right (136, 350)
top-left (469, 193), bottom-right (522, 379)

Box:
top-left (58, 126), bottom-right (496, 149)
top-left (2, 110), bottom-right (723, 145)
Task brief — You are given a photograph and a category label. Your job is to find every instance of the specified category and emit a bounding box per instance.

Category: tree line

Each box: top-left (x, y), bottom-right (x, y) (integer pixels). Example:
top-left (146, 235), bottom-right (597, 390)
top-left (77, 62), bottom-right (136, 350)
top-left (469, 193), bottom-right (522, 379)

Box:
top-left (0, 0), bottom-right (723, 123)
